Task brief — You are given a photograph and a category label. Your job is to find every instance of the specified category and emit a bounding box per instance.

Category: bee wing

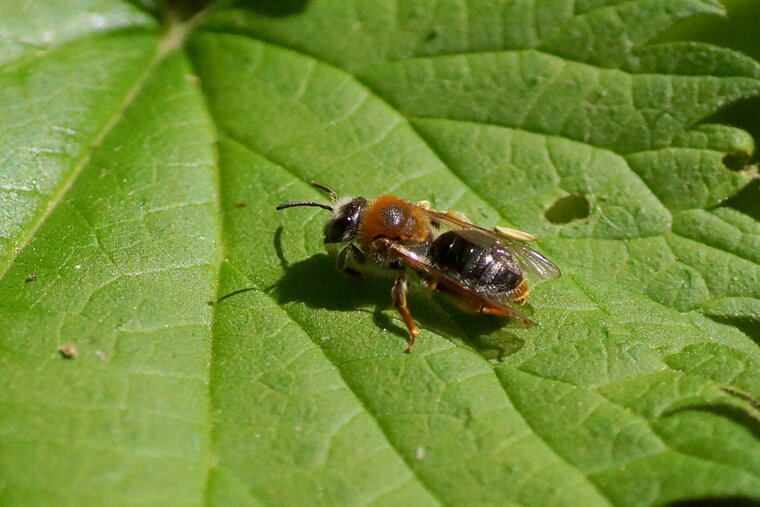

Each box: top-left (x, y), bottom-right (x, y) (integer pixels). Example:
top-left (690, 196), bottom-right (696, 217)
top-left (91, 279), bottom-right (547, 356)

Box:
top-left (384, 242), bottom-right (535, 326)
top-left (421, 209), bottom-right (562, 280)
top-left (496, 236), bottom-right (561, 280)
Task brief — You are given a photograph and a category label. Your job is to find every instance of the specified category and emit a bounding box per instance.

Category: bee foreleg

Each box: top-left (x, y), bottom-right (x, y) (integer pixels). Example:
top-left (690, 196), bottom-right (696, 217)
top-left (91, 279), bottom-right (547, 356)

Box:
top-left (337, 243), bottom-right (366, 279)
top-left (391, 273), bottom-right (419, 352)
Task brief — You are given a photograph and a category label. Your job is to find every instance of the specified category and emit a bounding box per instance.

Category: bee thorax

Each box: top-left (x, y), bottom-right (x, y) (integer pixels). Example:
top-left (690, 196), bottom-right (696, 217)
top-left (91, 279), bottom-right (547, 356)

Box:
top-left (358, 196), bottom-right (431, 244)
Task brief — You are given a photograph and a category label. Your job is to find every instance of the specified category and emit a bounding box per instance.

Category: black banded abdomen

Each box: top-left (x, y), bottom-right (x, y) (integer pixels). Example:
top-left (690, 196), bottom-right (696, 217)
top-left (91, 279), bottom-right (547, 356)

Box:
top-left (429, 230), bottom-right (522, 295)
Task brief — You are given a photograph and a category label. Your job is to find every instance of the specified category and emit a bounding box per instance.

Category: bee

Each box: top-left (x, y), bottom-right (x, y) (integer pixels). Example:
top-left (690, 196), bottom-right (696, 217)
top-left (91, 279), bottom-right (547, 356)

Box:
top-left (276, 182), bottom-right (561, 352)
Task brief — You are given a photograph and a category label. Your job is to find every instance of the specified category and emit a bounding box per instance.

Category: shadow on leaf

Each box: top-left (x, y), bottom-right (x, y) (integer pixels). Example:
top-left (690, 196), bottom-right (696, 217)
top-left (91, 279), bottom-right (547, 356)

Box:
top-left (269, 252), bottom-right (525, 359)
top-left (232, 0), bottom-right (311, 17)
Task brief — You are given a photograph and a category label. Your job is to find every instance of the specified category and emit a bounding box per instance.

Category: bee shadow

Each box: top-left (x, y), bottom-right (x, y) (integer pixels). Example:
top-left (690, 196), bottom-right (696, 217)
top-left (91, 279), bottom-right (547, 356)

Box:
top-left (274, 253), bottom-right (389, 311)
top-left (272, 252), bottom-right (525, 360)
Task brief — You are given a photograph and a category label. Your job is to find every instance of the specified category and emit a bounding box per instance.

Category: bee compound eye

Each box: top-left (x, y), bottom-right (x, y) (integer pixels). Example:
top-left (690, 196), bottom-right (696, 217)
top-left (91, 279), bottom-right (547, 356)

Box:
top-left (324, 214), bottom-right (357, 243)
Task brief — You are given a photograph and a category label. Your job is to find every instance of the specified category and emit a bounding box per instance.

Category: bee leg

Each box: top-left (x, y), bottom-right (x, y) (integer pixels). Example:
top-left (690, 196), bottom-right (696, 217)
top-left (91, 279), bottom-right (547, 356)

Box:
top-left (337, 244), bottom-right (365, 279)
top-left (391, 274), bottom-right (419, 352)
top-left (481, 304), bottom-right (535, 327)
top-left (511, 280), bottom-right (530, 306)
top-left (420, 277), bottom-right (438, 291)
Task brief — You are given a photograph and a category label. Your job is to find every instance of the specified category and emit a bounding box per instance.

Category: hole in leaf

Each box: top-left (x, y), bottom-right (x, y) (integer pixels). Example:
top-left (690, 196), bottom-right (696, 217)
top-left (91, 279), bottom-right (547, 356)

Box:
top-left (719, 179), bottom-right (760, 222)
top-left (544, 195), bottom-right (590, 224)
top-left (722, 152), bottom-right (751, 172)
top-left (663, 403), bottom-right (760, 441)
top-left (668, 496), bottom-right (760, 507)
top-left (722, 387), bottom-right (760, 412)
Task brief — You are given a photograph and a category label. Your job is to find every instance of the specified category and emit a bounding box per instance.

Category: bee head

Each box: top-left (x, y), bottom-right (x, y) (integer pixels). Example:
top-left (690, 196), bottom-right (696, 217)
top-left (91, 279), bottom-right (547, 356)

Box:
top-left (275, 182), bottom-right (367, 243)
top-left (323, 196), bottom-right (367, 243)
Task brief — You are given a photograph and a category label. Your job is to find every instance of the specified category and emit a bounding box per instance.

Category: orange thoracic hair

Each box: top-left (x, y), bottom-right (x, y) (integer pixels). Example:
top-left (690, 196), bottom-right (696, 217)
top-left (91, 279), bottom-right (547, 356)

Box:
top-left (357, 196), bottom-right (431, 245)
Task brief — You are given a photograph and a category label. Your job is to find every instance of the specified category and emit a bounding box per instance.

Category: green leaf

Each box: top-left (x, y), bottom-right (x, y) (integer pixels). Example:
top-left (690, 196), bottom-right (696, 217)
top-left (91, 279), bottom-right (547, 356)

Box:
top-left (2, 1), bottom-right (760, 505)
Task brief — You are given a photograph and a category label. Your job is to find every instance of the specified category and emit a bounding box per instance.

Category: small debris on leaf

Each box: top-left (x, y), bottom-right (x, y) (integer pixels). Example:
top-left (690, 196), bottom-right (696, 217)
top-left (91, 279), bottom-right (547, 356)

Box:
top-left (57, 343), bottom-right (77, 359)
top-left (93, 350), bottom-right (106, 360)
top-left (235, 202), bottom-right (246, 208)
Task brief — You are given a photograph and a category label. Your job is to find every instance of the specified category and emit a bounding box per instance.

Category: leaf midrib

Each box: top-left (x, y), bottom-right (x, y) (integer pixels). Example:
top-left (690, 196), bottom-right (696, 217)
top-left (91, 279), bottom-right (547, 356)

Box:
top-left (0, 44), bottom-right (162, 281)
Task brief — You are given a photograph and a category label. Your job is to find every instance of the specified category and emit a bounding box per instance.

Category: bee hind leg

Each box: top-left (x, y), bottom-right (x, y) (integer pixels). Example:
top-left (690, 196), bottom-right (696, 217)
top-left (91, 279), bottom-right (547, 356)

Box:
top-left (337, 243), bottom-right (365, 279)
top-left (481, 304), bottom-right (535, 327)
top-left (510, 280), bottom-right (530, 306)
top-left (391, 273), bottom-right (419, 352)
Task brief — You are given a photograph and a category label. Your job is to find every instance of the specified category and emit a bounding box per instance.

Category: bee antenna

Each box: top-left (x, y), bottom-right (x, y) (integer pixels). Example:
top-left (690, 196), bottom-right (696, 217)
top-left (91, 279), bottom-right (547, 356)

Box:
top-left (310, 181), bottom-right (337, 200)
top-left (275, 201), bottom-right (334, 212)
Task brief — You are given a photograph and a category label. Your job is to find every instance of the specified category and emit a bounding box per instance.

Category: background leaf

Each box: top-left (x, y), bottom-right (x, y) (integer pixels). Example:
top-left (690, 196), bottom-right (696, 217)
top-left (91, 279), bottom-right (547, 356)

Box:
top-left (1, 0), bottom-right (760, 505)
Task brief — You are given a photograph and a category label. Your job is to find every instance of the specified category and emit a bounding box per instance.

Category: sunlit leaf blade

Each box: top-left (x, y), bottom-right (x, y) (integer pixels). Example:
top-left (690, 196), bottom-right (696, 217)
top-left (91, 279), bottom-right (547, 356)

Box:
top-left (1, 0), bottom-right (760, 505)
top-left (0, 29), bottom-right (218, 504)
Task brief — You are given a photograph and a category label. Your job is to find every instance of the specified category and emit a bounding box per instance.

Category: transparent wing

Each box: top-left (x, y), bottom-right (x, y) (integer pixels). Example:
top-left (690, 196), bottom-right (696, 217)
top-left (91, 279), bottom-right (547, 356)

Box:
top-left (421, 209), bottom-right (561, 280)
top-left (498, 236), bottom-right (561, 280)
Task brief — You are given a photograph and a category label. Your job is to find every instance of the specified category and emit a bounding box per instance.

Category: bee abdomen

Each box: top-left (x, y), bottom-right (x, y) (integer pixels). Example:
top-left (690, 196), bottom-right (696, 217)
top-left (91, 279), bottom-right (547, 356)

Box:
top-left (429, 231), bottom-right (522, 295)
